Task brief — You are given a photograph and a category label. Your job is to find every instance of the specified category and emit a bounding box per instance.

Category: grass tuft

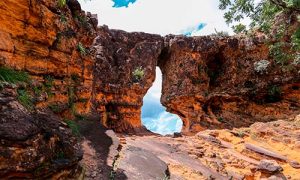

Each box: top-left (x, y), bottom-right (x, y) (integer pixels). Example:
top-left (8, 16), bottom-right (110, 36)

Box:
top-left (77, 42), bottom-right (87, 56)
top-left (65, 119), bottom-right (80, 137)
top-left (17, 89), bottom-right (33, 110)
top-left (0, 67), bottom-right (29, 84)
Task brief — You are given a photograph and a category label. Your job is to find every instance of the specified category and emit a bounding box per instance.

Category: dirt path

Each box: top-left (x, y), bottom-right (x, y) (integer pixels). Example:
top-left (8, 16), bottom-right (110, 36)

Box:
top-left (77, 116), bottom-right (300, 180)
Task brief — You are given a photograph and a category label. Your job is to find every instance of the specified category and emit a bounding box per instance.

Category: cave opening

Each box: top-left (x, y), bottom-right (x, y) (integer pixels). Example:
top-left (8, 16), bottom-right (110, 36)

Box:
top-left (141, 67), bottom-right (182, 135)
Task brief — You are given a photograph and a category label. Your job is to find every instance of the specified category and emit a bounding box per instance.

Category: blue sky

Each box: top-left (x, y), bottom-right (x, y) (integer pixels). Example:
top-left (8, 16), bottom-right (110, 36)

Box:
top-left (112, 0), bottom-right (137, 8)
top-left (141, 68), bottom-right (182, 135)
top-left (78, 0), bottom-right (244, 36)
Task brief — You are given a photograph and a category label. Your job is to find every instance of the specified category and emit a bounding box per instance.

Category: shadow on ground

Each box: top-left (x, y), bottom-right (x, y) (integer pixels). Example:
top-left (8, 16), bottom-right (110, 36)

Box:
top-left (78, 116), bottom-right (127, 180)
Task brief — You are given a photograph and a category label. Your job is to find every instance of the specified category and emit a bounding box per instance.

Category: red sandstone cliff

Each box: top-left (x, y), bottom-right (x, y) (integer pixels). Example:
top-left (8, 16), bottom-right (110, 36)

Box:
top-left (0, 0), bottom-right (299, 178)
top-left (0, 0), bottom-right (97, 178)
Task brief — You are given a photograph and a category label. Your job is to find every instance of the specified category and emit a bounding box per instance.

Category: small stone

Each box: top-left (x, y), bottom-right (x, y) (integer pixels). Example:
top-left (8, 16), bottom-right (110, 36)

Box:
top-left (290, 160), bottom-right (300, 169)
top-left (268, 175), bottom-right (285, 180)
top-left (295, 114), bottom-right (300, 122)
top-left (257, 160), bottom-right (283, 173)
top-left (91, 171), bottom-right (97, 177)
top-left (173, 132), bottom-right (182, 138)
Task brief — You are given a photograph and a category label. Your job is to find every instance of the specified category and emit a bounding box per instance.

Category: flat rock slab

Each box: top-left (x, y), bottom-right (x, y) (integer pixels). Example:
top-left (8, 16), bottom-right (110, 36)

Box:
top-left (118, 146), bottom-right (168, 180)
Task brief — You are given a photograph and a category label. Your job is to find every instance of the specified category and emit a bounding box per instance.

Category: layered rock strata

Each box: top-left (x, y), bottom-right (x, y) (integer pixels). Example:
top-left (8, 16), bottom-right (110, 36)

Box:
top-left (0, 85), bottom-right (83, 179)
top-left (0, 0), bottom-right (97, 178)
top-left (0, 0), bottom-right (97, 119)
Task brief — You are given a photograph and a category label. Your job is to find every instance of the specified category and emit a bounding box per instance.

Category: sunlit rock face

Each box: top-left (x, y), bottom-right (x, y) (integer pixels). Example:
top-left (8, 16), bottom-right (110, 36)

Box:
top-left (0, 0), bottom-right (97, 178)
top-left (0, 0), bottom-right (97, 119)
top-left (160, 35), bottom-right (300, 134)
top-left (93, 29), bottom-right (300, 134)
top-left (0, 0), bottom-right (299, 137)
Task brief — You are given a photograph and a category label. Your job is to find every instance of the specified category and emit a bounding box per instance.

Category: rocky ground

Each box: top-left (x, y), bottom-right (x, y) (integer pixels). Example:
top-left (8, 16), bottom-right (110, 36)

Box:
top-left (80, 115), bottom-right (300, 180)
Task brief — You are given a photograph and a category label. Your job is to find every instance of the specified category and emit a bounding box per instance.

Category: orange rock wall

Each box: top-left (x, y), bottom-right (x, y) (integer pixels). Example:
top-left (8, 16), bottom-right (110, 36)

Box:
top-left (92, 30), bottom-right (300, 134)
top-left (160, 35), bottom-right (300, 134)
top-left (0, 0), bottom-right (97, 119)
top-left (0, 0), bottom-right (299, 134)
top-left (93, 27), bottom-right (164, 133)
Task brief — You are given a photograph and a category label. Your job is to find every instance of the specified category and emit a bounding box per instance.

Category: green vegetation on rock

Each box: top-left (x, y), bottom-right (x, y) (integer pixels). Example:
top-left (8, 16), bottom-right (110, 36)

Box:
top-left (77, 42), bottom-right (87, 56)
top-left (58, 0), bottom-right (67, 8)
top-left (219, 0), bottom-right (300, 68)
top-left (0, 67), bottom-right (29, 84)
top-left (65, 119), bottom-right (81, 137)
top-left (17, 89), bottom-right (33, 110)
top-left (132, 67), bottom-right (145, 81)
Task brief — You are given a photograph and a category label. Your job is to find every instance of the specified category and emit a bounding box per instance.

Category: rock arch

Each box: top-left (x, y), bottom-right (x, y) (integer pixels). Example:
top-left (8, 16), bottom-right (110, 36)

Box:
top-left (93, 27), bottom-right (300, 134)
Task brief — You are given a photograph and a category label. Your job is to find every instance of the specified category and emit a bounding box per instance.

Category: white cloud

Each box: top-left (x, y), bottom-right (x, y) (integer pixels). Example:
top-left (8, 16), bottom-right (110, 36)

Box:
top-left (145, 67), bottom-right (162, 100)
top-left (78, 0), bottom-right (234, 35)
top-left (141, 68), bottom-right (183, 135)
top-left (142, 112), bottom-right (183, 135)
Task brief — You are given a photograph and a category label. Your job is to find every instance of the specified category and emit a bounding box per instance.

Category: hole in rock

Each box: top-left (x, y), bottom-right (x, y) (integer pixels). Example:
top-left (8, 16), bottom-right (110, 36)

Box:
top-left (141, 67), bottom-right (182, 135)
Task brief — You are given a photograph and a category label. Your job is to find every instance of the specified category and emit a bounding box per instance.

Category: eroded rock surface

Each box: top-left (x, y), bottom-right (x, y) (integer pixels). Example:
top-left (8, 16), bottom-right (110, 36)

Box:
top-left (114, 115), bottom-right (300, 179)
top-left (0, 0), bottom-right (97, 119)
top-left (93, 27), bottom-right (164, 133)
top-left (160, 35), bottom-right (300, 133)
top-left (0, 0), bottom-right (97, 178)
top-left (93, 30), bottom-right (300, 133)
top-left (0, 85), bottom-right (83, 179)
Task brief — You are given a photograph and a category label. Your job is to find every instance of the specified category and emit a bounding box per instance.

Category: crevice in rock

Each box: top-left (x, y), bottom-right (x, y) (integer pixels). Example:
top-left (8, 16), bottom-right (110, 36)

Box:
top-left (205, 52), bottom-right (225, 88)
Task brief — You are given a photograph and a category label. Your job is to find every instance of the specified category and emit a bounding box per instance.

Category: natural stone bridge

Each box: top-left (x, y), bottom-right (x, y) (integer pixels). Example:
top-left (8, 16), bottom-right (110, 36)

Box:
top-left (93, 26), bottom-right (300, 134)
top-left (0, 0), bottom-right (299, 136)
top-left (0, 0), bottom-right (299, 178)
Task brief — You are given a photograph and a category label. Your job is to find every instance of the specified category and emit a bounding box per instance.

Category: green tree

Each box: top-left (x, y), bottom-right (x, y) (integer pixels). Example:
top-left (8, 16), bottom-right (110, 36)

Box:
top-left (219, 0), bottom-right (300, 67)
top-left (219, 0), bottom-right (300, 32)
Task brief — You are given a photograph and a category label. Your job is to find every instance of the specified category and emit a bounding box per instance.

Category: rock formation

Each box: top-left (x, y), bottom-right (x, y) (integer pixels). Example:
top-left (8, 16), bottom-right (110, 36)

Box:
top-left (0, 0), bottom-right (299, 178)
top-left (0, 0), bottom-right (97, 178)
top-left (116, 115), bottom-right (300, 179)
top-left (159, 35), bottom-right (300, 133)
top-left (0, 84), bottom-right (83, 179)
top-left (0, 0), bottom-right (97, 119)
top-left (1, 0), bottom-right (299, 135)
top-left (93, 27), bottom-right (164, 133)
top-left (93, 28), bottom-right (300, 133)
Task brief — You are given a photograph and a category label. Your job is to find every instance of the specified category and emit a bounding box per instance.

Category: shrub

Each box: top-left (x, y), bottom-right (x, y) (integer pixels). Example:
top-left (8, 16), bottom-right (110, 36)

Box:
top-left (58, 0), bottom-right (67, 8)
top-left (77, 42), bottom-right (87, 56)
top-left (75, 14), bottom-right (89, 29)
top-left (0, 67), bottom-right (29, 84)
top-left (218, 0), bottom-right (300, 69)
top-left (269, 42), bottom-right (291, 66)
top-left (32, 86), bottom-right (43, 96)
top-left (17, 89), bottom-right (33, 110)
top-left (254, 60), bottom-right (270, 74)
top-left (266, 85), bottom-right (282, 103)
top-left (217, 117), bottom-right (224, 123)
top-left (64, 119), bottom-right (80, 137)
top-left (60, 14), bottom-right (67, 23)
top-left (132, 67), bottom-right (145, 81)
top-left (232, 23), bottom-right (247, 34)
top-left (293, 54), bottom-right (300, 65)
top-left (44, 75), bottom-right (54, 97)
top-left (211, 28), bottom-right (229, 37)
